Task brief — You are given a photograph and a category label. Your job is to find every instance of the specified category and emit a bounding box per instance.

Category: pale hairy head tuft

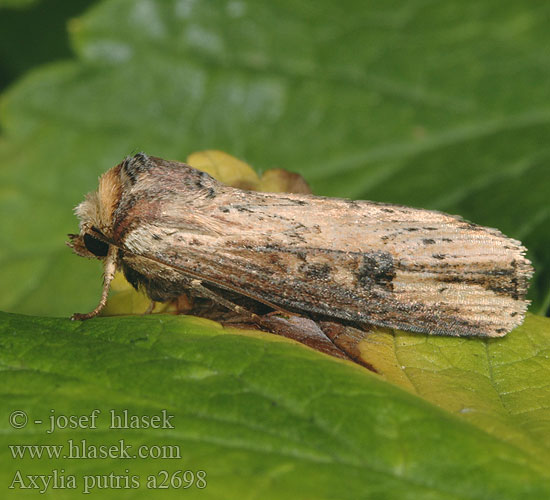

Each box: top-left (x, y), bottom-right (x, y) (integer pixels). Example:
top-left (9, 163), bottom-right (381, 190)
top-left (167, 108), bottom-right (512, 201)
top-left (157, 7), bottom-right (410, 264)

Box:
top-left (75, 165), bottom-right (123, 237)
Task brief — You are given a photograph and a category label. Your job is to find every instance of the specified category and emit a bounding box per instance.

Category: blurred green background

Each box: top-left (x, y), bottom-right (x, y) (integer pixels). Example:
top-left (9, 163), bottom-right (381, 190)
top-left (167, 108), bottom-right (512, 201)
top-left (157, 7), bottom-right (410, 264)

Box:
top-left (0, 0), bottom-right (549, 317)
top-left (0, 0), bottom-right (95, 90)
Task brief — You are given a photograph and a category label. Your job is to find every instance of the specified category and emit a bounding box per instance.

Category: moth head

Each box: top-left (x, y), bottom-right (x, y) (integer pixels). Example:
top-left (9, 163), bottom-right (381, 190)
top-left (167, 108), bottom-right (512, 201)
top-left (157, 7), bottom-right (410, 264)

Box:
top-left (67, 163), bottom-right (124, 259)
top-left (67, 229), bottom-right (110, 259)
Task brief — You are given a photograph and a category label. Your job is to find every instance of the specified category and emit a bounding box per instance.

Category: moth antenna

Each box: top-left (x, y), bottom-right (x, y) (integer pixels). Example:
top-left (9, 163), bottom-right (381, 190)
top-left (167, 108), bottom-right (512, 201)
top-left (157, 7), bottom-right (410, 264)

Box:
top-left (71, 245), bottom-right (118, 320)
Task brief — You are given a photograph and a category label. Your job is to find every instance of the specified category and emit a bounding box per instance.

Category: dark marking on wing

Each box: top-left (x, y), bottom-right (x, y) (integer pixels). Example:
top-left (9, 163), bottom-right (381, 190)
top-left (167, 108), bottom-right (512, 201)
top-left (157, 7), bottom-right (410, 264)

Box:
top-left (356, 251), bottom-right (395, 291)
top-left (433, 261), bottom-right (524, 300)
top-left (298, 263), bottom-right (332, 280)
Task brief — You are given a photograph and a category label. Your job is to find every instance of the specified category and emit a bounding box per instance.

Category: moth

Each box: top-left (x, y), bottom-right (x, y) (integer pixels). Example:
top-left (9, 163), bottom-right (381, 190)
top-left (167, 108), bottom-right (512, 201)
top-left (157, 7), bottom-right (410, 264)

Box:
top-left (69, 153), bottom-right (533, 338)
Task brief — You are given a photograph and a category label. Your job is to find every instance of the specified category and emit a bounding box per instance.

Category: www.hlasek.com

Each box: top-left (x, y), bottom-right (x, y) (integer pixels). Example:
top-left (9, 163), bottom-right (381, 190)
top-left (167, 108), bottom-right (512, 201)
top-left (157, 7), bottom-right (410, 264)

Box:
top-left (7, 408), bottom-right (207, 494)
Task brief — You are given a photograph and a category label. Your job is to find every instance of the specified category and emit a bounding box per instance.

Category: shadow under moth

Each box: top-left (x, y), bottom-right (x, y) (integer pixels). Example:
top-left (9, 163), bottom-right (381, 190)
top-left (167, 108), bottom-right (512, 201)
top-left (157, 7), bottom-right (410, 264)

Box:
top-left (68, 153), bottom-right (533, 365)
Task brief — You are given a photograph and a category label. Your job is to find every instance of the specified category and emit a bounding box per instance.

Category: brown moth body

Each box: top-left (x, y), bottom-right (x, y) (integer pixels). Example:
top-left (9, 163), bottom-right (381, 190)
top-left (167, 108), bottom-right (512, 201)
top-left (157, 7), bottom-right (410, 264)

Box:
top-left (69, 153), bottom-right (533, 337)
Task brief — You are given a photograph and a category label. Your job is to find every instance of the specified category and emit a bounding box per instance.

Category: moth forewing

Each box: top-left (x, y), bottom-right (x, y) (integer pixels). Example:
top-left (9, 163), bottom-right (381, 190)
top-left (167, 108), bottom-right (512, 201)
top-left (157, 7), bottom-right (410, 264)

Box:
top-left (70, 153), bottom-right (533, 338)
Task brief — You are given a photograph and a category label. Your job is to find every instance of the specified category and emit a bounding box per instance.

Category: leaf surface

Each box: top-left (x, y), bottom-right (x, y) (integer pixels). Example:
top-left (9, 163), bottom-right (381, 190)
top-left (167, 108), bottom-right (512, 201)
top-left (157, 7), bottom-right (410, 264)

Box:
top-left (1, 311), bottom-right (549, 499)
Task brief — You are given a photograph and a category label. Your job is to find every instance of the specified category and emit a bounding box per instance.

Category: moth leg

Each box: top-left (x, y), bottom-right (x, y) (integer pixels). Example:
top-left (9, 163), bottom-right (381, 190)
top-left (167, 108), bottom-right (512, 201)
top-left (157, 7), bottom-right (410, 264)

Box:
top-left (174, 293), bottom-right (194, 314)
top-left (144, 300), bottom-right (156, 315)
top-left (71, 245), bottom-right (118, 321)
top-left (189, 280), bottom-right (261, 323)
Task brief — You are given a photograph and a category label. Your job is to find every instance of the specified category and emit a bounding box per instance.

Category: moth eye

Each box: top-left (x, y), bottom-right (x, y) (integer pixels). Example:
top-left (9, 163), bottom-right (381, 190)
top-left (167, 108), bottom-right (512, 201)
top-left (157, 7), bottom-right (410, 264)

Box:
top-left (83, 233), bottom-right (109, 257)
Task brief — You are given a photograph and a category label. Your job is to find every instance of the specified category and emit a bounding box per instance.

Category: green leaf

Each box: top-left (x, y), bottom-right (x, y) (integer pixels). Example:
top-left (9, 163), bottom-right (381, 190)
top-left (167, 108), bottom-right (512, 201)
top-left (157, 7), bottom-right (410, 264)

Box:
top-left (1, 311), bottom-right (549, 499)
top-left (0, 0), bottom-right (549, 316)
top-left (0, 0), bottom-right (95, 89)
top-left (0, 0), bottom-right (39, 8)
top-left (358, 314), bottom-right (550, 470)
